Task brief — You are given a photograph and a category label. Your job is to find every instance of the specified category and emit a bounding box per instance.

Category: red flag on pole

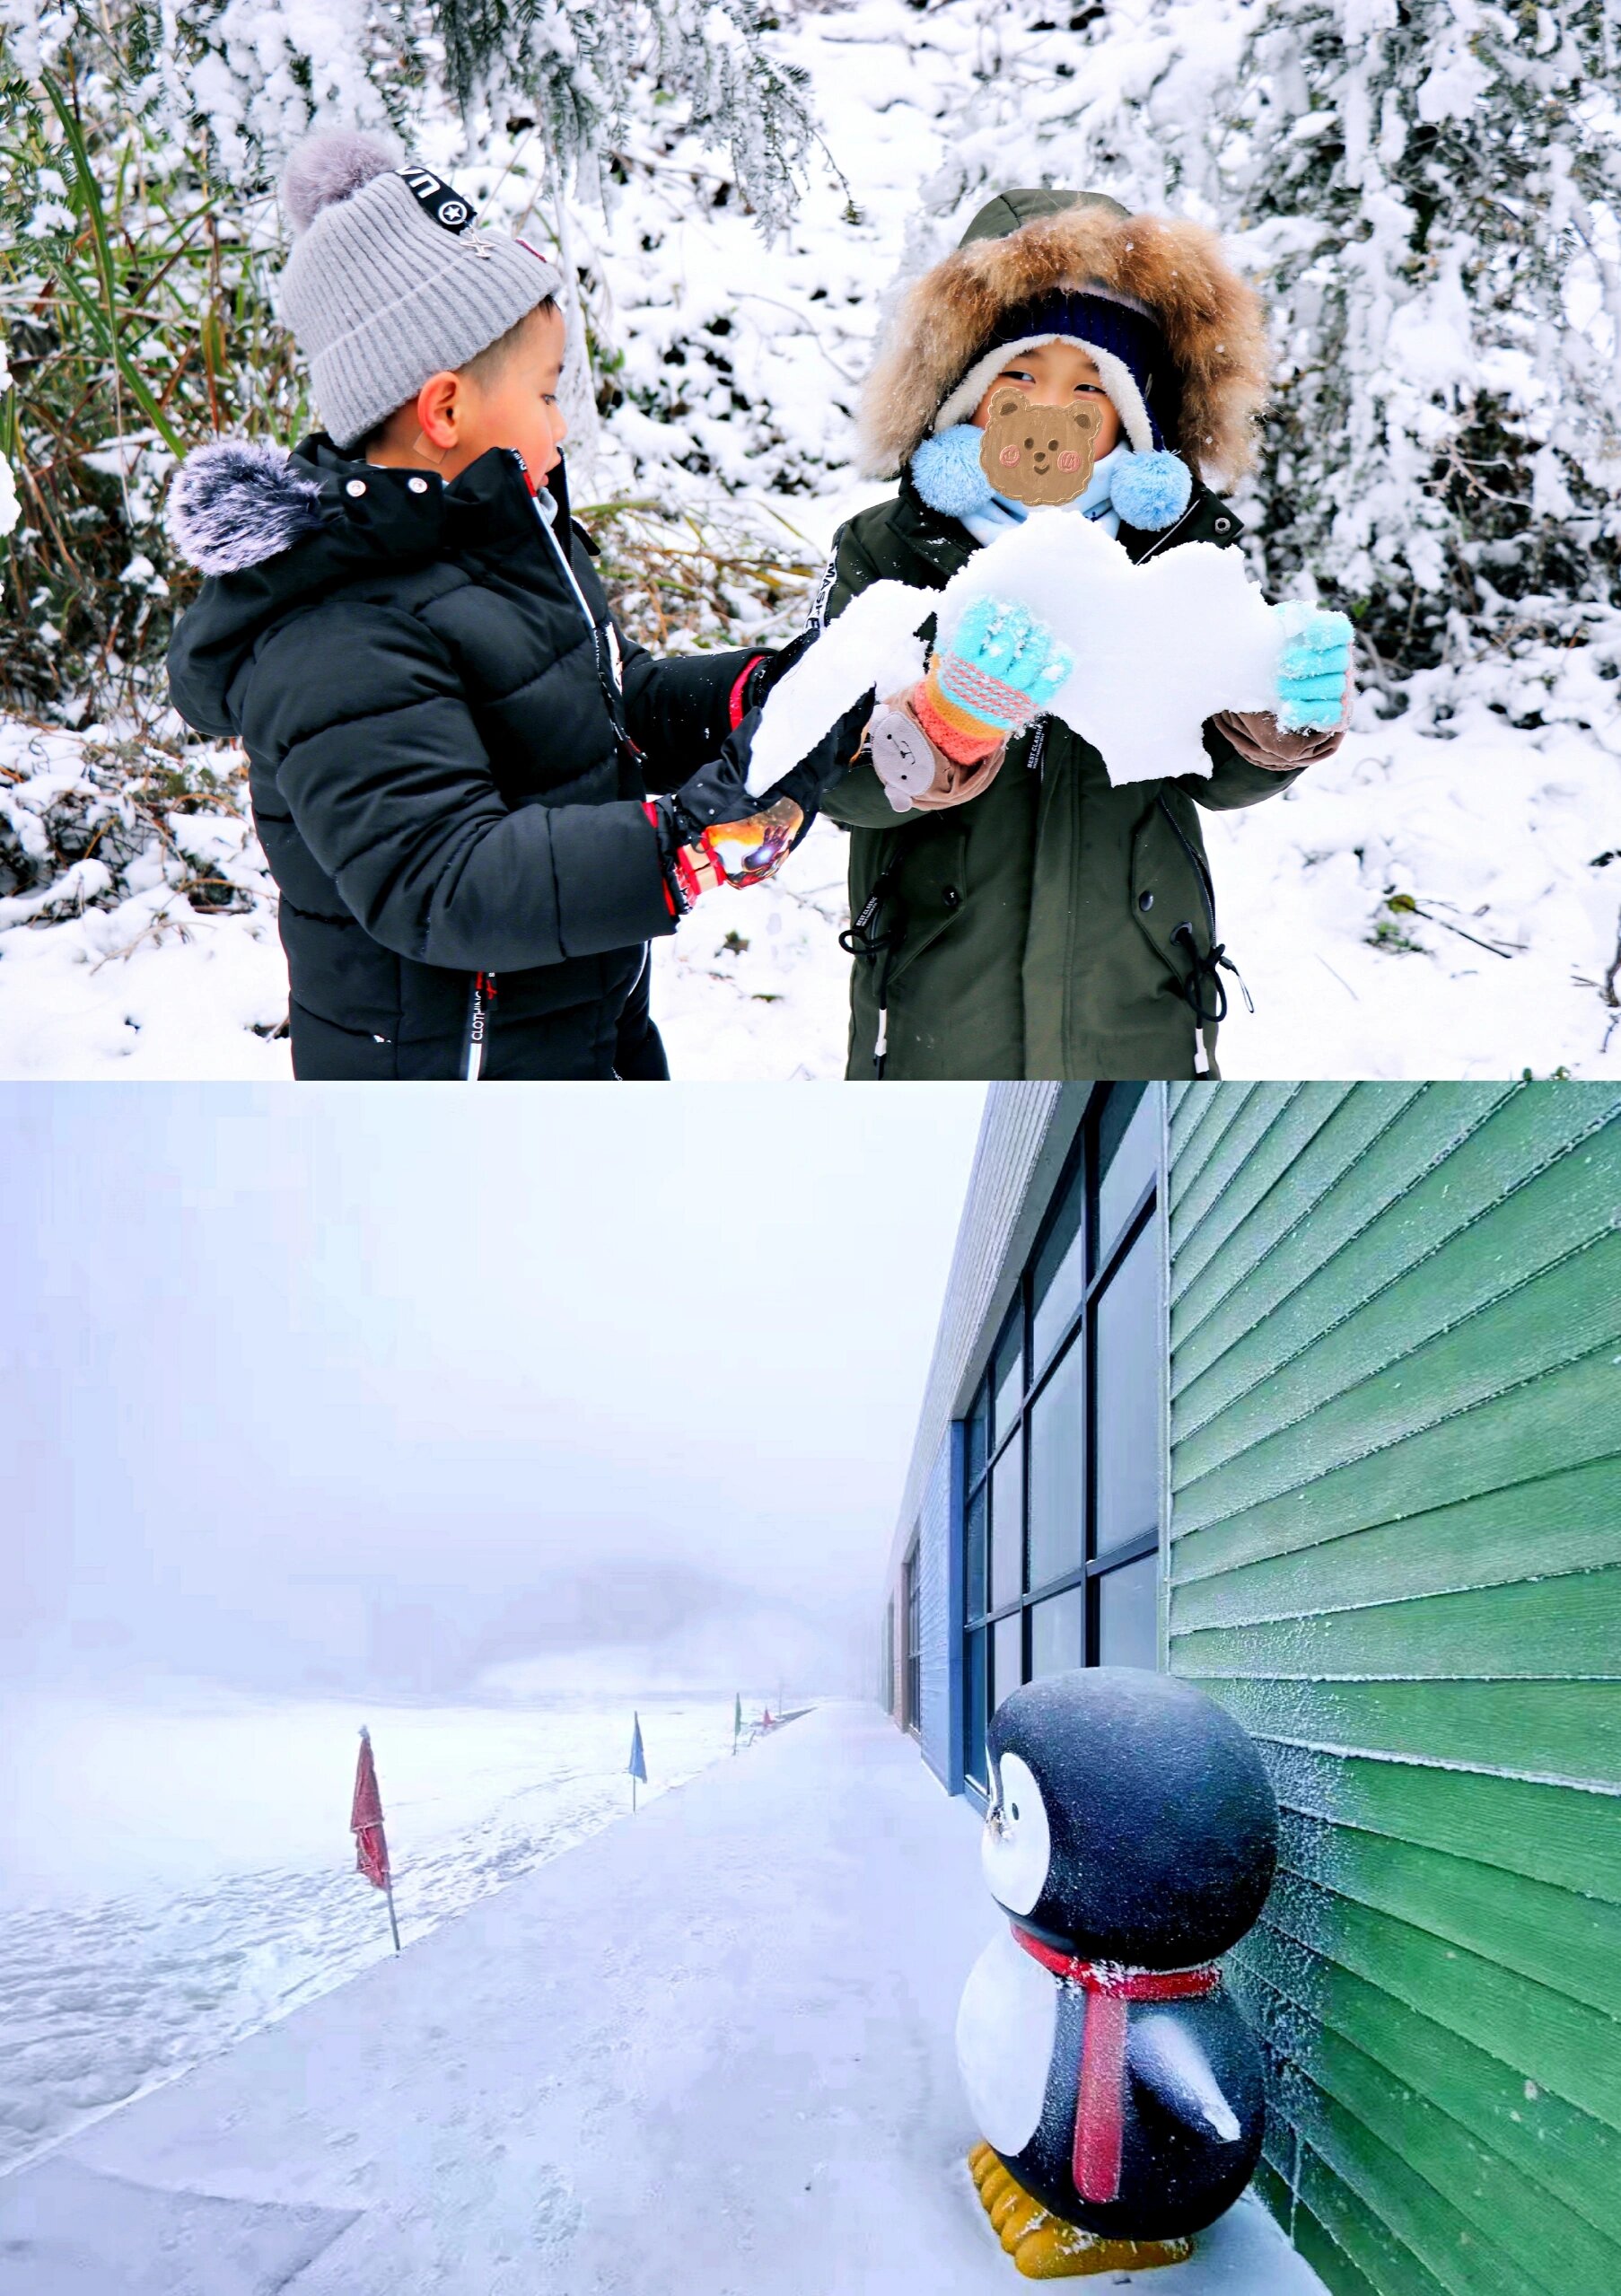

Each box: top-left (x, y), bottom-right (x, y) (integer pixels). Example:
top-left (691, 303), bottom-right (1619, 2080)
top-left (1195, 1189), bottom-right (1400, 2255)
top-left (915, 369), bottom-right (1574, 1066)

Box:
top-left (351, 1727), bottom-right (400, 1950)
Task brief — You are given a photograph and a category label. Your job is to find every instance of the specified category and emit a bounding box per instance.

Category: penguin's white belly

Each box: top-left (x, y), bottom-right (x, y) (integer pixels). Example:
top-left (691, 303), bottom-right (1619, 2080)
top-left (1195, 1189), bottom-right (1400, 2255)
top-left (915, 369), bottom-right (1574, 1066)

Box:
top-left (956, 1925), bottom-right (1057, 2156)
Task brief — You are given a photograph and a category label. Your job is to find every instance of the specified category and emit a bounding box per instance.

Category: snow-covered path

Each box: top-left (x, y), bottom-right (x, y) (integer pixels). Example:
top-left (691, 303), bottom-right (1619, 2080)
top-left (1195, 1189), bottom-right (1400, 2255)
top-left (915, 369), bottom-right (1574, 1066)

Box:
top-left (0, 1704), bottom-right (1324, 2296)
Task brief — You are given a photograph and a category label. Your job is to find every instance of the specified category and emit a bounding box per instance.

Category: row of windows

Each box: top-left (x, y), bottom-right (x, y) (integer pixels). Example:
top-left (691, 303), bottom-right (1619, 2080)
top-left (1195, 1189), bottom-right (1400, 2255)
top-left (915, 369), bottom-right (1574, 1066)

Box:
top-left (960, 1085), bottom-right (1164, 1792)
top-left (904, 1545), bottom-right (922, 1732)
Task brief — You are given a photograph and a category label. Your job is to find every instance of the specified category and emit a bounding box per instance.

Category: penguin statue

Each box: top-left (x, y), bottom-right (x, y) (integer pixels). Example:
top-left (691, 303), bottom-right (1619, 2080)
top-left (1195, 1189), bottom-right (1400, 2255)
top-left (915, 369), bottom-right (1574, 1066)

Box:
top-left (956, 1668), bottom-right (1278, 2279)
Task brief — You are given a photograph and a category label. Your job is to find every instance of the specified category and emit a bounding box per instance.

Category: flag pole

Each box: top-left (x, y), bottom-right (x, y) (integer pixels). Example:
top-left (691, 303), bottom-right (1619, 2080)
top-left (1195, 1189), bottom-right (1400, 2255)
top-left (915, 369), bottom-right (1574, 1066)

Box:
top-left (355, 1724), bottom-right (401, 1953)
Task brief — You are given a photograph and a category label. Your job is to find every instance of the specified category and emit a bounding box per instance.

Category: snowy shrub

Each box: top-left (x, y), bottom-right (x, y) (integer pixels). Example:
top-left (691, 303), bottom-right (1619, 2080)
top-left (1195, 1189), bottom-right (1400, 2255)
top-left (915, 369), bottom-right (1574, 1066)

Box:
top-left (431, 0), bottom-right (816, 236)
top-left (1231, 0), bottom-right (1621, 672)
top-left (0, 0), bottom-right (821, 714)
top-left (908, 0), bottom-right (1621, 677)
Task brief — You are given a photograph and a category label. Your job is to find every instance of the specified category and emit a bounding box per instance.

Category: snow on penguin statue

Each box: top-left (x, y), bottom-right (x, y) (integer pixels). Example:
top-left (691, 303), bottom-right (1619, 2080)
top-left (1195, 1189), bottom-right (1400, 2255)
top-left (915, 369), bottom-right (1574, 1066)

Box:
top-left (957, 1669), bottom-right (1278, 2278)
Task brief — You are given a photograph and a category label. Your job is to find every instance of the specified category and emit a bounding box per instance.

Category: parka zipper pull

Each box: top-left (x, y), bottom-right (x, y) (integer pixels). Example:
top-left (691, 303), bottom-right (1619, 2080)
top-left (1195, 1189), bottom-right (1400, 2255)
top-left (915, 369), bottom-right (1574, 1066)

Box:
top-left (467, 970), bottom-right (496, 1081)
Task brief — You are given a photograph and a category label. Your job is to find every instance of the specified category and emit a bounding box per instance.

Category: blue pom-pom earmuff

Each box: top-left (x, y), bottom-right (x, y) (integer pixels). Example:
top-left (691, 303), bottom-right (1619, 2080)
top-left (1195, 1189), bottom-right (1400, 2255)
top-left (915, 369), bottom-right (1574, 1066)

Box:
top-left (1108, 449), bottom-right (1193, 532)
top-left (911, 425), bottom-right (995, 520)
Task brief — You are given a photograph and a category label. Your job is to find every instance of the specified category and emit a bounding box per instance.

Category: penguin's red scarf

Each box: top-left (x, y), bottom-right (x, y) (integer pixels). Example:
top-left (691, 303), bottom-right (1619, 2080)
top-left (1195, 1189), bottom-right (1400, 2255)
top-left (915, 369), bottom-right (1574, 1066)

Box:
top-left (1011, 1925), bottom-right (1221, 2204)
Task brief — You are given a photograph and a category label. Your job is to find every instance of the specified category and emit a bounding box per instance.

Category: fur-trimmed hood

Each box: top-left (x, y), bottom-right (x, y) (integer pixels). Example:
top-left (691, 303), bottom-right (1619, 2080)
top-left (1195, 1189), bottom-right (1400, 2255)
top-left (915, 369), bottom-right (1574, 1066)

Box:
top-left (860, 191), bottom-right (1269, 486)
top-left (164, 432), bottom-right (574, 742)
top-left (166, 438), bottom-right (329, 575)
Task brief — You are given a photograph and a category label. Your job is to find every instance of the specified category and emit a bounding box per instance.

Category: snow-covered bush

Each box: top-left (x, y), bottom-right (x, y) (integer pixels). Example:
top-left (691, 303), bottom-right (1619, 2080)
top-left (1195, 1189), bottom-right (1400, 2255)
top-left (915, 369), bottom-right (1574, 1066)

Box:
top-left (0, 0), bottom-right (821, 714)
top-left (907, 0), bottom-right (1621, 677)
top-left (1232, 0), bottom-right (1621, 671)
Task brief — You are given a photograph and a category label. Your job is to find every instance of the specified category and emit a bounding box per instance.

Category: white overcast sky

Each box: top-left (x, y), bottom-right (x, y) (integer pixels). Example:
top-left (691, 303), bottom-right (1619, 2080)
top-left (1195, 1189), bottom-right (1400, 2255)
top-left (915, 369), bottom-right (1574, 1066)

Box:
top-left (4, 1087), bottom-right (985, 1700)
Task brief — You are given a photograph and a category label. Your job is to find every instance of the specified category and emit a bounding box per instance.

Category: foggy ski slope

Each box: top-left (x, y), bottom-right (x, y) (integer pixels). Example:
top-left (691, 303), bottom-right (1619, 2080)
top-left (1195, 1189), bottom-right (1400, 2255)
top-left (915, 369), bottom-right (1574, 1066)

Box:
top-left (0, 1689), bottom-right (756, 2176)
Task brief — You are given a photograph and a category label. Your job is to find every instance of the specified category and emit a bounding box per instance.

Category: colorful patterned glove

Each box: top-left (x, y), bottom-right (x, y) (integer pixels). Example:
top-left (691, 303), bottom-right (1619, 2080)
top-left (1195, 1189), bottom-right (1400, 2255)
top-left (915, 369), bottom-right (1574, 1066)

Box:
top-left (646, 794), bottom-right (803, 912)
top-left (911, 598), bottom-right (1074, 765)
top-left (1275, 608), bottom-right (1354, 732)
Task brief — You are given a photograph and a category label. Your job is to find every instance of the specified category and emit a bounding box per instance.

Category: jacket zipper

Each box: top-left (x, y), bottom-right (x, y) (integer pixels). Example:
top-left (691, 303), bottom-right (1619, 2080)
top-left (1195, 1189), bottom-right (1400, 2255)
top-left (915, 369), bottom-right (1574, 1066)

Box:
top-left (1139, 498), bottom-right (1254, 1054)
top-left (1135, 499), bottom-right (1204, 564)
top-left (535, 495), bottom-right (613, 697)
top-left (466, 969), bottom-right (496, 1081)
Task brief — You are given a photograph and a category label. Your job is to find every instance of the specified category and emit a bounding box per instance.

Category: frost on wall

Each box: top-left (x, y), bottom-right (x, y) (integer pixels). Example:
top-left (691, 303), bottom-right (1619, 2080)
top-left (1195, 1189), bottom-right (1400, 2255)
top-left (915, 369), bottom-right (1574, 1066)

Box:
top-left (918, 1431), bottom-right (954, 1787)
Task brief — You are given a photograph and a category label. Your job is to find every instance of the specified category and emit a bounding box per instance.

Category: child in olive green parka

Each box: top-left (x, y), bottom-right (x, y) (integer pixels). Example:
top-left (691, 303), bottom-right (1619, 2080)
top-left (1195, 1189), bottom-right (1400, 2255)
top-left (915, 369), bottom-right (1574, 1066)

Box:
top-left (819, 188), bottom-right (1354, 1083)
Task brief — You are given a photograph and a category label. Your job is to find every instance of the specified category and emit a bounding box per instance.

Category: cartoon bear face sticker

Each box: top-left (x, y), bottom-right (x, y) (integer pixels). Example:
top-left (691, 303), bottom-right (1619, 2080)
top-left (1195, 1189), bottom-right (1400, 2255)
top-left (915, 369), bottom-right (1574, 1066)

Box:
top-left (979, 390), bottom-right (1105, 507)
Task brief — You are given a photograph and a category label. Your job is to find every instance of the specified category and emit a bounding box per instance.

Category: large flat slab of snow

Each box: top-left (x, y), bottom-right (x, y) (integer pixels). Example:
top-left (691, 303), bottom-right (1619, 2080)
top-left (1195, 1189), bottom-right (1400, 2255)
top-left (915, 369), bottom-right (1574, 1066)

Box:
top-left (0, 1704), bottom-right (1324, 2296)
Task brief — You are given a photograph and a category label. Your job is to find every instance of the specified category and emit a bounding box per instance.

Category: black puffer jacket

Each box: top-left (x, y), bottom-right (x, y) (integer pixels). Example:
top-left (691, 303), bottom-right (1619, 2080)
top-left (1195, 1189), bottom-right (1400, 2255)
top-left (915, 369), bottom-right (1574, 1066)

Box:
top-left (167, 436), bottom-right (772, 1079)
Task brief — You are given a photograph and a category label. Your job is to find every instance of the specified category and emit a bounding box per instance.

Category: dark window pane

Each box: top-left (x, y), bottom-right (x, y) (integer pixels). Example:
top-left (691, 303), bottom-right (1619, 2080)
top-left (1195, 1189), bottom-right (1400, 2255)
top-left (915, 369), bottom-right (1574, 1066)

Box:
top-left (1096, 1229), bottom-right (1161, 1554)
top-left (1099, 1553), bottom-right (1159, 1670)
top-left (965, 1628), bottom-right (988, 1785)
top-left (1098, 1083), bottom-right (1156, 1263)
top-left (1030, 1586), bottom-right (1083, 1678)
top-left (967, 1384), bottom-right (988, 1488)
top-left (1027, 1337), bottom-right (1083, 1593)
top-left (993, 1611), bottom-right (1023, 1715)
top-left (992, 1312), bottom-right (1023, 1448)
top-left (990, 1440), bottom-right (1024, 1612)
top-left (964, 1485), bottom-right (987, 1623)
top-left (1031, 1169), bottom-right (1083, 1371)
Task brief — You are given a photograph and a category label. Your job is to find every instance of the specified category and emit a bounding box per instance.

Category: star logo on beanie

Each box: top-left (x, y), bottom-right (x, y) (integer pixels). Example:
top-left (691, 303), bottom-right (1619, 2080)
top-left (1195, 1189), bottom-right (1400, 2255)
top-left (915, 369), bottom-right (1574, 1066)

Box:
top-left (397, 162), bottom-right (475, 236)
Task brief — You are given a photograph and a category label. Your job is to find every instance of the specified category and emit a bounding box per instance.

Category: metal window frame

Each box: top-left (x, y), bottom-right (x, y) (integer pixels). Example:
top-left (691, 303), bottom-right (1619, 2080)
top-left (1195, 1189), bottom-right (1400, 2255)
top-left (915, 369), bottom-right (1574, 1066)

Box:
top-left (964, 1170), bottom-right (1160, 1632)
top-left (903, 1537), bottom-right (923, 1739)
top-left (957, 1086), bottom-right (1171, 1801)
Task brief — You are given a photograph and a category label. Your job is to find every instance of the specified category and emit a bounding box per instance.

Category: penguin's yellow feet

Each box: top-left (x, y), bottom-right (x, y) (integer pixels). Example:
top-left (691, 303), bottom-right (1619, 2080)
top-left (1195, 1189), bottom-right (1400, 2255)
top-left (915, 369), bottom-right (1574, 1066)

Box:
top-left (968, 2151), bottom-right (1052, 2254)
top-left (967, 2157), bottom-right (1192, 2279)
top-left (1012, 2221), bottom-right (1195, 2280)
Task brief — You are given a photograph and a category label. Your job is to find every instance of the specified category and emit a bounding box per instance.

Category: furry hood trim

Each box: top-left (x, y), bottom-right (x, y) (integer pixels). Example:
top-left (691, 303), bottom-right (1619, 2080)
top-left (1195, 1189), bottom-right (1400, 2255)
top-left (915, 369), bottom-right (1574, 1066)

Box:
top-left (165, 439), bottom-right (328, 575)
top-left (860, 204), bottom-right (1269, 485)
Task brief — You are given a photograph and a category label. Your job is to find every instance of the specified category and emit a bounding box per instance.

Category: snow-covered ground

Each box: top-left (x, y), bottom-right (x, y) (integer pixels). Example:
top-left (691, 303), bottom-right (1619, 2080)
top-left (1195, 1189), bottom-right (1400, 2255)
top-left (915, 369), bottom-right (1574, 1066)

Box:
top-left (6, 688), bottom-right (1617, 1079)
top-left (0, 1703), bottom-right (1326, 2296)
top-left (3, 0), bottom-right (1617, 1080)
top-left (0, 1686), bottom-right (761, 2177)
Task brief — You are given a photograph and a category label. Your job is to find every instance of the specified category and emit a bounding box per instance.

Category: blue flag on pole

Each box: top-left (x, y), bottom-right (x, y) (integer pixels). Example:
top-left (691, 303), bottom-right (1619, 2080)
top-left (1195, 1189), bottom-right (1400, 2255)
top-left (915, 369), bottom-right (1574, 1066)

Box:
top-left (628, 1713), bottom-right (647, 1783)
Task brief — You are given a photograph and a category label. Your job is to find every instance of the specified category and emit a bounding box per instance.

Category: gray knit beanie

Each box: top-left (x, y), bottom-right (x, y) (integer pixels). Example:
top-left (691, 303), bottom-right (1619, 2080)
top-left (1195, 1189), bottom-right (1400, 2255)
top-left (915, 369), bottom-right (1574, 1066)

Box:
top-left (277, 131), bottom-right (565, 451)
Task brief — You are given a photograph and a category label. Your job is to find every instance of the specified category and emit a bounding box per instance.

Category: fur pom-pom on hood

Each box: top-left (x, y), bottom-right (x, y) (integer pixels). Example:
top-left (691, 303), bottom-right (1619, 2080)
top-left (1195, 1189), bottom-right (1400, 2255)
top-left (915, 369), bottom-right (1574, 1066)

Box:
top-left (165, 439), bottom-right (328, 575)
top-left (861, 195), bottom-right (1270, 487)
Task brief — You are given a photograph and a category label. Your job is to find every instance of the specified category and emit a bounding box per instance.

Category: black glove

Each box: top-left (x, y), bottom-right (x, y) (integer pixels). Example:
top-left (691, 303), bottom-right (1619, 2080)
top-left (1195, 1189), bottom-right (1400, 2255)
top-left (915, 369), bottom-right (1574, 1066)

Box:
top-left (738, 627), bottom-right (819, 712)
top-left (666, 694), bottom-right (872, 846)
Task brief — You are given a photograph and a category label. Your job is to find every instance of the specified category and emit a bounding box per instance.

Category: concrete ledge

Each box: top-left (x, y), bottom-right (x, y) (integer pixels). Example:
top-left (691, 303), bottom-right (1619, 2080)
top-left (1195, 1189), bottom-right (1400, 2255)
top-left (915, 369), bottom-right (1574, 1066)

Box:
top-left (0, 1704), bottom-right (1324, 2295)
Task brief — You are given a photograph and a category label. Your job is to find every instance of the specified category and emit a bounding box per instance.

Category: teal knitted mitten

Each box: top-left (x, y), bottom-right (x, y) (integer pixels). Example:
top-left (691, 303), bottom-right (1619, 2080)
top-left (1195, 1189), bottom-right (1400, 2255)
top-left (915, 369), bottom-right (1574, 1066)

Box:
top-left (1275, 608), bottom-right (1354, 732)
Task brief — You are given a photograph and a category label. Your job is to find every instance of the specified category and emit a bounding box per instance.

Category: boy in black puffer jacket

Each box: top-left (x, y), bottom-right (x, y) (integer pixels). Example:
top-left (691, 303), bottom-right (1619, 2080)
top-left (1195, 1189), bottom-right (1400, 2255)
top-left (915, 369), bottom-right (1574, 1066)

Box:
top-left (167, 131), bottom-right (854, 1080)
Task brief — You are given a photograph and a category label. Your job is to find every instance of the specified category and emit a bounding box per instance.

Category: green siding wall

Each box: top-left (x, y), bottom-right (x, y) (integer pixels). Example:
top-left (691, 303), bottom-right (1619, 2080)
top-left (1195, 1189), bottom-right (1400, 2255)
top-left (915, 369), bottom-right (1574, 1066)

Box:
top-left (1164, 1082), bottom-right (1621, 2296)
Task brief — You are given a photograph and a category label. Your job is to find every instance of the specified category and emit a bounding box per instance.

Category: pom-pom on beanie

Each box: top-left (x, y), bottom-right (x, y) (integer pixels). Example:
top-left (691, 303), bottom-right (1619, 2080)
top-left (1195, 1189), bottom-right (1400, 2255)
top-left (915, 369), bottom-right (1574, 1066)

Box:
top-left (276, 129), bottom-right (565, 451)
